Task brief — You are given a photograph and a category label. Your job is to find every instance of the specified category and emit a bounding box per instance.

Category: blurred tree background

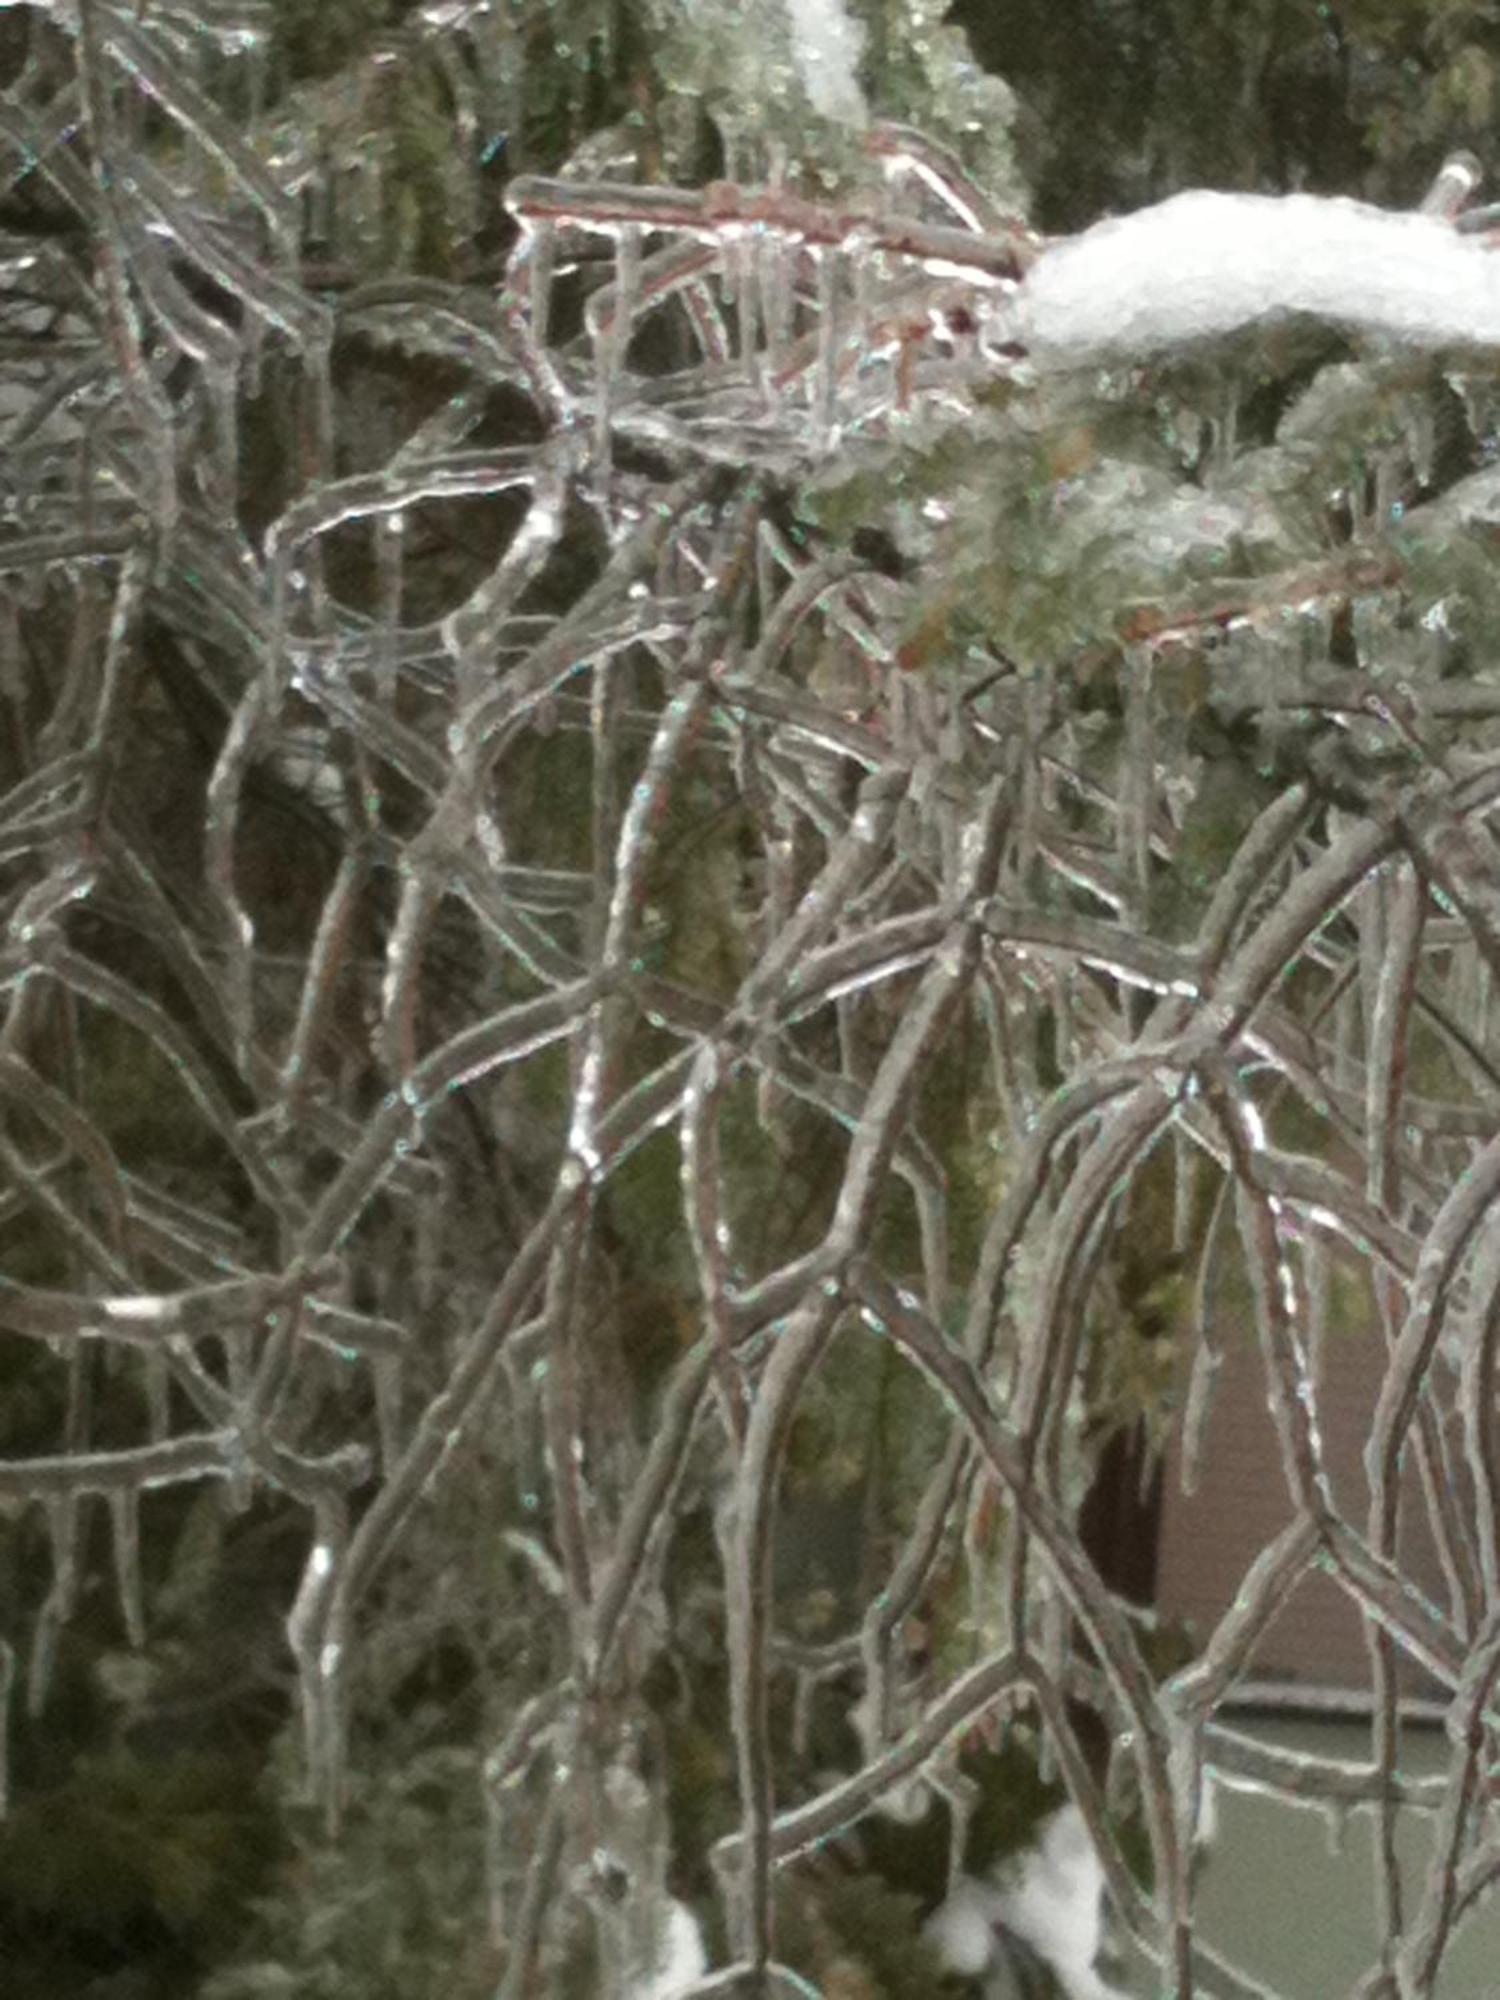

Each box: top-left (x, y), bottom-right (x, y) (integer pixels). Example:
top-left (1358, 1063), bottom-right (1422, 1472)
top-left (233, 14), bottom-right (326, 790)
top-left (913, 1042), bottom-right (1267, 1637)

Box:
top-left (3, 3), bottom-right (1500, 1998)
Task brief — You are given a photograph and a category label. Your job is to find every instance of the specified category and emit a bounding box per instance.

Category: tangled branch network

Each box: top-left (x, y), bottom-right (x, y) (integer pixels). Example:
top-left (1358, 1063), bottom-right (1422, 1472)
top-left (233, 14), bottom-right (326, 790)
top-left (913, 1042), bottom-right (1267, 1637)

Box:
top-left (4, 4), bottom-right (1500, 1995)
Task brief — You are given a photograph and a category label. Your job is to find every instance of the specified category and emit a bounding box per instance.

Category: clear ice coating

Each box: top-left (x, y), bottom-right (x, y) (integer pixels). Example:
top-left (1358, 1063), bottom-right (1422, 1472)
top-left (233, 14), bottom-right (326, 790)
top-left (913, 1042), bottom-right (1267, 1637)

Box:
top-left (5, 5), bottom-right (1500, 1996)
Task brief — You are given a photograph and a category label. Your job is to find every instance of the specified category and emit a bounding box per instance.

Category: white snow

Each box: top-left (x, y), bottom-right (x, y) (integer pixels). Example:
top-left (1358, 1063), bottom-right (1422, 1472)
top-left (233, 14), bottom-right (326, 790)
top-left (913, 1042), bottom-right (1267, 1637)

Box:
top-left (634, 1896), bottom-right (709, 1999)
top-left (995, 1804), bottom-right (1123, 2000)
top-left (926, 1804), bottom-right (1129, 2000)
top-left (785, 0), bottom-right (868, 126)
top-left (926, 1871), bottom-right (1009, 1975)
top-left (1007, 191), bottom-right (1500, 363)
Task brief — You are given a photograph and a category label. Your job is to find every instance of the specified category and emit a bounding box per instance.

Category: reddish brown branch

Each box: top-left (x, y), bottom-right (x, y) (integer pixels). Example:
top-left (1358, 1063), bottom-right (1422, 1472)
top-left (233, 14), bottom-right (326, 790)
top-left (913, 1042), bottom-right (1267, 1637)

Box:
top-left (506, 174), bottom-right (1036, 280)
top-left (1116, 550), bottom-right (1405, 651)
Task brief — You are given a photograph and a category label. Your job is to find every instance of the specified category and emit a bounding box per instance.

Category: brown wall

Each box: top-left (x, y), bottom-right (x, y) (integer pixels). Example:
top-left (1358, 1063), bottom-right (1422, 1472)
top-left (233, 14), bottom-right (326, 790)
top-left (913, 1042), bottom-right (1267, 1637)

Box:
top-left (1155, 1298), bottom-right (1462, 1696)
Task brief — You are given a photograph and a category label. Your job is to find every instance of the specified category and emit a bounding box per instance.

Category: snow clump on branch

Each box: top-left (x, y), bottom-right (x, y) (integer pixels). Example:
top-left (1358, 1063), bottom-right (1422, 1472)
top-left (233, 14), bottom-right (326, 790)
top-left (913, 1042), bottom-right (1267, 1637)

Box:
top-left (1007, 191), bottom-right (1500, 363)
top-left (926, 1805), bottom-right (1130, 1999)
top-left (785, 0), bottom-right (868, 126)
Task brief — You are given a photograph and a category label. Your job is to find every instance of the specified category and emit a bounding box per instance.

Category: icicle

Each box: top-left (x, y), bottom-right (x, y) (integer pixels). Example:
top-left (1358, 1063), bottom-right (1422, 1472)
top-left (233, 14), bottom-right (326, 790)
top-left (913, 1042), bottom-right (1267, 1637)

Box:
top-left (1405, 400), bottom-right (1436, 490)
top-left (755, 522), bottom-right (784, 629)
top-left (378, 870), bottom-right (440, 1083)
top-left (0, 596), bottom-right (21, 706)
top-left (1475, 949), bottom-right (1493, 1052)
top-left (244, 315), bottom-right (266, 402)
top-left (27, 1495), bottom-right (79, 1717)
top-left (0, 1638), bottom-right (12, 1818)
top-left (374, 509), bottom-right (405, 708)
top-left (1172, 1128), bottom-right (1196, 1254)
top-left (1106, 1728), bottom-right (1136, 1822)
top-left (1332, 959), bottom-right (1361, 1095)
top-left (1035, 1586), bottom-right (1066, 1788)
top-left (1052, 971), bottom-right (1073, 1079)
top-left (528, 220), bottom-right (557, 351)
top-left (1370, 447), bottom-right (1402, 532)
top-left (281, 849), bottom-right (365, 1109)
top-left (1304, 1233), bottom-right (1330, 1392)
top-left (1120, 643), bottom-right (1154, 912)
top-left (204, 681), bottom-right (265, 1061)
top-left (792, 1667), bottom-right (817, 1758)
top-left (285, 1502), bottom-right (349, 1831)
top-left (303, 334), bottom-right (336, 501)
top-left (1181, 1341), bottom-right (1220, 1497)
top-left (145, 1347), bottom-right (170, 1440)
top-left (109, 1488), bottom-right (146, 1648)
top-left (224, 1326), bottom-right (254, 1512)
top-left (732, 232), bottom-right (759, 378)
top-left (241, 20), bottom-right (267, 136)
top-left (204, 361), bottom-right (239, 520)
top-left (1167, 1717), bottom-right (1204, 1865)
top-left (484, 1757), bottom-right (514, 1944)
top-left (27, 1596), bottom-right (59, 1720)
top-left (758, 237), bottom-right (794, 386)
top-left (1213, 377), bottom-right (1239, 479)
top-left (592, 223), bottom-right (642, 486)
top-left (813, 247), bottom-right (840, 448)
top-left (849, 223), bottom-right (879, 352)
top-left (46, 1492), bottom-right (80, 1624)
top-left (432, 32), bottom-right (480, 249)
top-left (372, 1351), bottom-right (404, 1472)
top-left (414, 1194), bottom-right (443, 1314)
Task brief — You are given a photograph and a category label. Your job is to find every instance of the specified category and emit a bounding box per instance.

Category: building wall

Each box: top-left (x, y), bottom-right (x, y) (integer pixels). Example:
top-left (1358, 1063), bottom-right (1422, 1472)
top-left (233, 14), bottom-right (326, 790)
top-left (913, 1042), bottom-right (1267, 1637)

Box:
top-left (1154, 1300), bottom-right (1463, 1697)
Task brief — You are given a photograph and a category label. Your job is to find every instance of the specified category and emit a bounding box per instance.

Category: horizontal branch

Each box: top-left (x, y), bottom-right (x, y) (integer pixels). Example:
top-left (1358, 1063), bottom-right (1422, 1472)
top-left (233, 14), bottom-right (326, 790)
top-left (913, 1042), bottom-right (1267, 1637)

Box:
top-left (0, 1432), bottom-right (371, 1501)
top-left (506, 175), bottom-right (1034, 281)
top-left (0, 1264), bottom-right (346, 1347)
